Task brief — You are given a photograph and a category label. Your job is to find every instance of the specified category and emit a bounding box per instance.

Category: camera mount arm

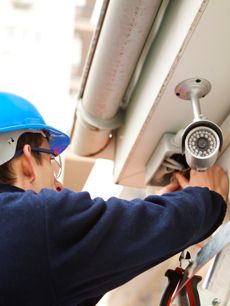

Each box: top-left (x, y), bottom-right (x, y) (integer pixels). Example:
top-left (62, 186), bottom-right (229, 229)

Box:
top-left (175, 78), bottom-right (211, 121)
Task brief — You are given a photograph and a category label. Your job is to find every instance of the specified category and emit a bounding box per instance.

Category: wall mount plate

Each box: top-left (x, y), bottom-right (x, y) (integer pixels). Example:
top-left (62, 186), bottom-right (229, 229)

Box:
top-left (175, 78), bottom-right (211, 100)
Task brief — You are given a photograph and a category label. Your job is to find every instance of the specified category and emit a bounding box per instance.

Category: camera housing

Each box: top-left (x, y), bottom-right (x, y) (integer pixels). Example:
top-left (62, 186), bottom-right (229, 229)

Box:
top-left (176, 78), bottom-right (223, 171)
top-left (182, 120), bottom-right (223, 171)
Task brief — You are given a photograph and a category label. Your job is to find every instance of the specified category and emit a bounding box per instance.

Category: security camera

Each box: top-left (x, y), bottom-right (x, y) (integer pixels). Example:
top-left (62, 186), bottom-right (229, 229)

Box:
top-left (145, 78), bottom-right (223, 187)
top-left (175, 78), bottom-right (223, 171)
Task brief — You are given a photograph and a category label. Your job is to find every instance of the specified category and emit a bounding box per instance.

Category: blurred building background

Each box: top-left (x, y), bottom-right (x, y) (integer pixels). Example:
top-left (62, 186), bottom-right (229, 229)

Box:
top-left (0, 0), bottom-right (97, 135)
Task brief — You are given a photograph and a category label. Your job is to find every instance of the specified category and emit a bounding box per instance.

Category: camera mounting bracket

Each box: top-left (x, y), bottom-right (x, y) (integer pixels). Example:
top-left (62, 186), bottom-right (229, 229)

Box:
top-left (175, 78), bottom-right (211, 121)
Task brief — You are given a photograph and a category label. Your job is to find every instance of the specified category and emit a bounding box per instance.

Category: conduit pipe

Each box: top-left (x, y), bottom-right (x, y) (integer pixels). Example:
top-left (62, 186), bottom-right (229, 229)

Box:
top-left (72, 0), bottom-right (164, 156)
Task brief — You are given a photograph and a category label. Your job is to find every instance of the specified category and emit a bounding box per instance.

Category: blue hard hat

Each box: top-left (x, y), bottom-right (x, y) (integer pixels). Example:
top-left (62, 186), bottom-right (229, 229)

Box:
top-left (0, 92), bottom-right (70, 154)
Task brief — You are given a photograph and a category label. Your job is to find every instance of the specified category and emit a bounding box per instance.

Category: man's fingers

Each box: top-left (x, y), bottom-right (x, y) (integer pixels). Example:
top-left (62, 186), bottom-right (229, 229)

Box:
top-left (155, 179), bottom-right (179, 195)
top-left (166, 179), bottom-right (180, 192)
top-left (175, 172), bottom-right (189, 189)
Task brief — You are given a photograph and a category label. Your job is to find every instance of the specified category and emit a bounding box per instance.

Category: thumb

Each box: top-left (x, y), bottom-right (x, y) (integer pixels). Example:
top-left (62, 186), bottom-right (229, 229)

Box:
top-left (175, 172), bottom-right (189, 189)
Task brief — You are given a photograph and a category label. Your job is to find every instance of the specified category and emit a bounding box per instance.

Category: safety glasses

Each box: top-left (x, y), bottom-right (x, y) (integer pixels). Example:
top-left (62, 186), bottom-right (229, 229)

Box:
top-left (15, 147), bottom-right (62, 179)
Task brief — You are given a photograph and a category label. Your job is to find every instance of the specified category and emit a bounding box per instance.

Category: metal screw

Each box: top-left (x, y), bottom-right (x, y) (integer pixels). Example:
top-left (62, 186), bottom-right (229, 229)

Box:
top-left (8, 137), bottom-right (15, 144)
top-left (212, 298), bottom-right (221, 305)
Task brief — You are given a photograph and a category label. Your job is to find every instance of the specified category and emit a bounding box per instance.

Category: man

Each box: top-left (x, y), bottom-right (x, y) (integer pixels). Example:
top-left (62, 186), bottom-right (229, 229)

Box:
top-left (0, 92), bottom-right (228, 306)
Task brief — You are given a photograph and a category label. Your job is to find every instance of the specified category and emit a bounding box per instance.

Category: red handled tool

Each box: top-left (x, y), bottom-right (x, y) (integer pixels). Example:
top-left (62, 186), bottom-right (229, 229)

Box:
top-left (160, 266), bottom-right (202, 306)
top-left (160, 221), bottom-right (230, 305)
top-left (160, 251), bottom-right (202, 306)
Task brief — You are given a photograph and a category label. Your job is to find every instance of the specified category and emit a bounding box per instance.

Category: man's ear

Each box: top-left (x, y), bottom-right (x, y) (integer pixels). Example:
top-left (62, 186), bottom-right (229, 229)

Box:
top-left (21, 144), bottom-right (36, 182)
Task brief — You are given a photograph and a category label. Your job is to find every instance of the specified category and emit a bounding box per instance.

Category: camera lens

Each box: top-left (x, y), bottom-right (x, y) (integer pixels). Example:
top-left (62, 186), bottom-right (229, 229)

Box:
top-left (197, 137), bottom-right (209, 149)
top-left (187, 127), bottom-right (218, 157)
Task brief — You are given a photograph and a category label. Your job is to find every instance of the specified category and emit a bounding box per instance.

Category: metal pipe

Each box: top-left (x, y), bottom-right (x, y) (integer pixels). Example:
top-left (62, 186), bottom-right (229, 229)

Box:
top-left (72, 0), bottom-right (165, 156)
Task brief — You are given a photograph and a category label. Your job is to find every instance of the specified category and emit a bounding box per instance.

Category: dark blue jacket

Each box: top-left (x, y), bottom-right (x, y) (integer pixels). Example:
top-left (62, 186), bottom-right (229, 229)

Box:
top-left (0, 184), bottom-right (226, 306)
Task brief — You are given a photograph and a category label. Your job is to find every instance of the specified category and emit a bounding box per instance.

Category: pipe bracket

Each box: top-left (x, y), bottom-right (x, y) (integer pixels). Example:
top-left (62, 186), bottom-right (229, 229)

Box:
top-left (77, 99), bottom-right (124, 130)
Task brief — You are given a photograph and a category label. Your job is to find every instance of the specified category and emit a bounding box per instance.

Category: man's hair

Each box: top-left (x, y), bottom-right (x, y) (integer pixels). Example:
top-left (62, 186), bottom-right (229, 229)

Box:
top-left (0, 132), bottom-right (45, 184)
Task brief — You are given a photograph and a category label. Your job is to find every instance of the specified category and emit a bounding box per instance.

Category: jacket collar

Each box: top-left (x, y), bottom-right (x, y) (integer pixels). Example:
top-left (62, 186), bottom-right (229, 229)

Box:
top-left (0, 184), bottom-right (25, 193)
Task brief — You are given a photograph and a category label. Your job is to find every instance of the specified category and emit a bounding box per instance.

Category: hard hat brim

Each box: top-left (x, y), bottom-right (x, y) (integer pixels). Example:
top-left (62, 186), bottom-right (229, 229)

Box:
top-left (0, 124), bottom-right (70, 155)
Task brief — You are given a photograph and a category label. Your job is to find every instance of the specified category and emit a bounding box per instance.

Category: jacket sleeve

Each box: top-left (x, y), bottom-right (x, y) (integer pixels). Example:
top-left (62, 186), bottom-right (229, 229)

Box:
top-left (41, 187), bottom-right (226, 304)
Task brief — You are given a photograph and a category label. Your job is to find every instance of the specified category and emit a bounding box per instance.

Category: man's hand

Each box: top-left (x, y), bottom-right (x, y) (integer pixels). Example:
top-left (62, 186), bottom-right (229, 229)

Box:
top-left (156, 166), bottom-right (229, 202)
top-left (155, 178), bottom-right (180, 195)
top-left (175, 166), bottom-right (229, 202)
